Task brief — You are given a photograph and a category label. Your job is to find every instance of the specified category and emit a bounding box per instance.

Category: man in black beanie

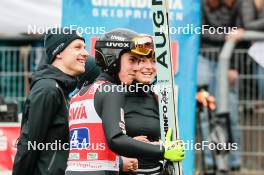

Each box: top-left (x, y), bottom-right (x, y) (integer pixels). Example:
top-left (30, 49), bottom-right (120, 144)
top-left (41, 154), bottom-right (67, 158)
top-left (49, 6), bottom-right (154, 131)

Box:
top-left (12, 27), bottom-right (88, 175)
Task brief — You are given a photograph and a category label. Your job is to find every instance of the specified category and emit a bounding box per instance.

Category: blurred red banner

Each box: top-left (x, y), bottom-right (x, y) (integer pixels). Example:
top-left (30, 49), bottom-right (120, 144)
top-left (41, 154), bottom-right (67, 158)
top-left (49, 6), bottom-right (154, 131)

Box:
top-left (0, 123), bottom-right (20, 171)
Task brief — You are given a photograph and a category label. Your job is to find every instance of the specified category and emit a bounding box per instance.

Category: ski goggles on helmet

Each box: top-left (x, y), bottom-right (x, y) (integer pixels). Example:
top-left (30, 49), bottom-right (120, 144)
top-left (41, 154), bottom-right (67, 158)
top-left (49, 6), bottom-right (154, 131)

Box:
top-left (130, 35), bottom-right (154, 57)
top-left (95, 35), bottom-right (154, 57)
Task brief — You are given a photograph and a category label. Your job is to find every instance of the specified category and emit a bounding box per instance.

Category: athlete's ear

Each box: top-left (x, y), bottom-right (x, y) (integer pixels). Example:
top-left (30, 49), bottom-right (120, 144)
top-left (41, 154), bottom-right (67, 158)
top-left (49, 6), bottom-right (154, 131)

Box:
top-left (55, 53), bottom-right (63, 60)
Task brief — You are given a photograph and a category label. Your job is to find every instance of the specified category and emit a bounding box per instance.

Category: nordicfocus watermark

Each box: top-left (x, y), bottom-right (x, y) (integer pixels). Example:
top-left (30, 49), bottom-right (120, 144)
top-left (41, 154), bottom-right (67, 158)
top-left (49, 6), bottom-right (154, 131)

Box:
top-left (27, 24), bottom-right (237, 36)
top-left (181, 140), bottom-right (238, 151)
top-left (27, 140), bottom-right (106, 151)
top-left (159, 24), bottom-right (238, 35)
top-left (27, 24), bottom-right (106, 35)
top-left (27, 140), bottom-right (238, 152)
top-left (89, 83), bottom-right (175, 94)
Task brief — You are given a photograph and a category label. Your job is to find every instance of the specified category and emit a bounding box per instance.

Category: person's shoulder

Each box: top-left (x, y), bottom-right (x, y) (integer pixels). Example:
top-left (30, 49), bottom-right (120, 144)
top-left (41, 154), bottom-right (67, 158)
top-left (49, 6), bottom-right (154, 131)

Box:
top-left (31, 79), bottom-right (60, 95)
top-left (35, 78), bottom-right (58, 88)
top-left (28, 79), bottom-right (62, 106)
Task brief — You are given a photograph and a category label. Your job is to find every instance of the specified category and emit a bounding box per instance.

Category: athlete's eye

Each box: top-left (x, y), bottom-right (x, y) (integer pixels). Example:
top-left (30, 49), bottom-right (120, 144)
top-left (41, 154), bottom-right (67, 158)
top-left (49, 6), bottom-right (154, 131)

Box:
top-left (74, 44), bottom-right (85, 49)
top-left (129, 57), bottom-right (137, 63)
top-left (75, 45), bottom-right (81, 49)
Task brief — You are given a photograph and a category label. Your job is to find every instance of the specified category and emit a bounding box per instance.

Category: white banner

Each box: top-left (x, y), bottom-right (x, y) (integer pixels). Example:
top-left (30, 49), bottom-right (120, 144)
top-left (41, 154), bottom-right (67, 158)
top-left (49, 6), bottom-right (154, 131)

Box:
top-left (248, 42), bottom-right (264, 68)
top-left (0, 0), bottom-right (62, 35)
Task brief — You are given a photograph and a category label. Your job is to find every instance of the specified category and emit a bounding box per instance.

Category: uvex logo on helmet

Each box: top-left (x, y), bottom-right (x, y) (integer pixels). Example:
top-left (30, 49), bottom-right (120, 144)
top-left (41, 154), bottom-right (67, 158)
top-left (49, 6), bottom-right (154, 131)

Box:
top-left (105, 41), bottom-right (130, 48)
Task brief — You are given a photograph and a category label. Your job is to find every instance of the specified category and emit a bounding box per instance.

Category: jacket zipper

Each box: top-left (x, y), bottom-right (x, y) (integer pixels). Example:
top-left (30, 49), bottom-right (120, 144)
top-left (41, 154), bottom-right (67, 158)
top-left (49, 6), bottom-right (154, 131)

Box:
top-left (48, 151), bottom-right (57, 171)
top-left (56, 83), bottom-right (70, 110)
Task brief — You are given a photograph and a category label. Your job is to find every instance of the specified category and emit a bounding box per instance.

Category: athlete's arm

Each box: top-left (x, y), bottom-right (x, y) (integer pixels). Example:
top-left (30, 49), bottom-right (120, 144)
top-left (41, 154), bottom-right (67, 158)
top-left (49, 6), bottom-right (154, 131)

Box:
top-left (94, 84), bottom-right (164, 160)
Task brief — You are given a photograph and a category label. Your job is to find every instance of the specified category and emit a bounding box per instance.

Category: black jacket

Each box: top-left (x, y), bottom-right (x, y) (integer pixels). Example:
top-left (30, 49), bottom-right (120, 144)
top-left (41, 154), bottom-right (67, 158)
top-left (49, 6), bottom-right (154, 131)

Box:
top-left (123, 83), bottom-right (162, 174)
top-left (13, 65), bottom-right (77, 175)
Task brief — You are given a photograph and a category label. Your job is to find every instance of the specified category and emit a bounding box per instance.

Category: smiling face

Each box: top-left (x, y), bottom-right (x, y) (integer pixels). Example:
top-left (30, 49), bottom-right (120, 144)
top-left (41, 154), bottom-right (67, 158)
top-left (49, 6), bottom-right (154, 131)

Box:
top-left (136, 57), bottom-right (156, 84)
top-left (54, 39), bottom-right (88, 76)
top-left (118, 52), bottom-right (140, 85)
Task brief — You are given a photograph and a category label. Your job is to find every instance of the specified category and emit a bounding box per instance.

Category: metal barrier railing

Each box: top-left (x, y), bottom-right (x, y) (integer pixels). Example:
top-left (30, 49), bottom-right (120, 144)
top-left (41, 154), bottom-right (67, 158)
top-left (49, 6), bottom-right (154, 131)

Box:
top-left (217, 31), bottom-right (264, 172)
top-left (198, 37), bottom-right (264, 173)
top-left (217, 31), bottom-right (264, 114)
top-left (0, 46), bottom-right (44, 112)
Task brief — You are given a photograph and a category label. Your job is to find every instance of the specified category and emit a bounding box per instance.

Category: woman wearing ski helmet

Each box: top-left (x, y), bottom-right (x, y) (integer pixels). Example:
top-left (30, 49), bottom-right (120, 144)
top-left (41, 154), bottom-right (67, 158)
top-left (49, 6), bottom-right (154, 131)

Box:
top-left (122, 41), bottom-right (164, 174)
top-left (65, 28), bottom-right (184, 175)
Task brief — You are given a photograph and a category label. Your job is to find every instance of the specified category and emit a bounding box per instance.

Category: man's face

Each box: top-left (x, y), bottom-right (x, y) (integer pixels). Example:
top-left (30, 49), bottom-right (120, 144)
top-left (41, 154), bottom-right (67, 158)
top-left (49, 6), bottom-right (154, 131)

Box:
top-left (57, 39), bottom-right (88, 76)
top-left (136, 57), bottom-right (156, 84)
top-left (118, 52), bottom-right (140, 85)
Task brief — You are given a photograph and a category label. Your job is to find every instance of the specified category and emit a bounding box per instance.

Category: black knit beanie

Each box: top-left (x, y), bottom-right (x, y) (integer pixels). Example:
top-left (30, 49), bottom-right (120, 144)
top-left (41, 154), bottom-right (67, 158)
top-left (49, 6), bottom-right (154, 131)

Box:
top-left (44, 28), bottom-right (85, 64)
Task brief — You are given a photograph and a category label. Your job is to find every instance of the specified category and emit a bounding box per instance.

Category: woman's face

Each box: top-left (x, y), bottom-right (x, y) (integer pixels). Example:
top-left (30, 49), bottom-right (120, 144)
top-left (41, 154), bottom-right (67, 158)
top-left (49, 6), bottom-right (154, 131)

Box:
top-left (118, 52), bottom-right (140, 85)
top-left (136, 57), bottom-right (156, 84)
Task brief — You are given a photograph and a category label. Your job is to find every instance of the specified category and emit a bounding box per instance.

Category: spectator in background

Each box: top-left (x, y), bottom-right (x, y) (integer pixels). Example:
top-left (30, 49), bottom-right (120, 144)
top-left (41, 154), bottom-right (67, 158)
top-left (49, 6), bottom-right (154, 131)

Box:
top-left (236, 0), bottom-right (264, 31)
top-left (12, 28), bottom-right (88, 175)
top-left (198, 0), bottom-right (242, 173)
top-left (236, 0), bottom-right (264, 99)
